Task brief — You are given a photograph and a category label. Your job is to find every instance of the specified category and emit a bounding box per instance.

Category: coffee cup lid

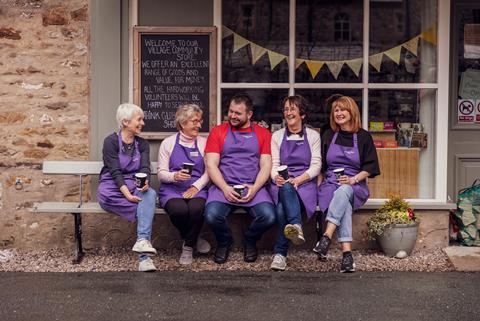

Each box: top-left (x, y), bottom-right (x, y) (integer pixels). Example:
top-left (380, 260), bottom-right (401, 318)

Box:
top-left (333, 168), bottom-right (344, 172)
top-left (233, 184), bottom-right (245, 189)
top-left (135, 173), bottom-right (147, 178)
top-left (277, 165), bottom-right (288, 171)
top-left (183, 162), bottom-right (194, 166)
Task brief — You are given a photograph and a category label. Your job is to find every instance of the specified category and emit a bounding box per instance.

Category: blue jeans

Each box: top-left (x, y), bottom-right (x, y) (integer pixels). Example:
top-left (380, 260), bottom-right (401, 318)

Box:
top-left (274, 183), bottom-right (303, 256)
top-left (134, 188), bottom-right (156, 261)
top-left (326, 184), bottom-right (354, 243)
top-left (204, 201), bottom-right (276, 247)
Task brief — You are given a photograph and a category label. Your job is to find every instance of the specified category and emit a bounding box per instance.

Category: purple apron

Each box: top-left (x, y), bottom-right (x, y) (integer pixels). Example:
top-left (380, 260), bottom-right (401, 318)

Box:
top-left (206, 124), bottom-right (273, 207)
top-left (318, 132), bottom-right (369, 213)
top-left (268, 129), bottom-right (318, 218)
top-left (97, 133), bottom-right (141, 222)
top-left (158, 133), bottom-right (208, 207)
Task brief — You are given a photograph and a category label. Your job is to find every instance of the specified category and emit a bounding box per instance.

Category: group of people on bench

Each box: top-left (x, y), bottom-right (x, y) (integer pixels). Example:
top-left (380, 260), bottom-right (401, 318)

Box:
top-left (97, 93), bottom-right (380, 273)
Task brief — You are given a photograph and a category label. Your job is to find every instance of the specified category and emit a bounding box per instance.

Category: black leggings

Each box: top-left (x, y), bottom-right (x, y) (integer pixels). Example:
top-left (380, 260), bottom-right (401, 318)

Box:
top-left (164, 198), bottom-right (206, 247)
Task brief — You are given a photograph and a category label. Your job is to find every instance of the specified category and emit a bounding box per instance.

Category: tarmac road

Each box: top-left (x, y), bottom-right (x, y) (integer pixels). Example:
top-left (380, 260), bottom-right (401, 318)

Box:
top-left (0, 271), bottom-right (479, 321)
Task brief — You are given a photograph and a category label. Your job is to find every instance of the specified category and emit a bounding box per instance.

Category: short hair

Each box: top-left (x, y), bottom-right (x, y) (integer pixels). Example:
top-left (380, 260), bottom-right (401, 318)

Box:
top-left (228, 93), bottom-right (253, 112)
top-left (116, 103), bottom-right (143, 129)
top-left (175, 103), bottom-right (203, 131)
top-left (282, 95), bottom-right (309, 118)
top-left (329, 96), bottom-right (362, 133)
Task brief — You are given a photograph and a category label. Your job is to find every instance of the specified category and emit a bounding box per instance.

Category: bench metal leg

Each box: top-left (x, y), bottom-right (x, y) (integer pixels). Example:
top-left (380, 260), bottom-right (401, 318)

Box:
top-left (72, 213), bottom-right (84, 264)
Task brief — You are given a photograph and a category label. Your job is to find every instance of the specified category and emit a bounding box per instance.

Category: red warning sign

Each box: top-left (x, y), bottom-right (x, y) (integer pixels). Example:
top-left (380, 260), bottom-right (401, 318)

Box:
top-left (458, 99), bottom-right (475, 123)
top-left (476, 100), bottom-right (480, 123)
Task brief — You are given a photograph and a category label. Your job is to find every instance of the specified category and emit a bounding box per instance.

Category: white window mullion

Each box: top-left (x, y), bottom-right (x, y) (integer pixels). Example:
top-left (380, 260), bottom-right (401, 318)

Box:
top-left (435, 0), bottom-right (450, 202)
top-left (362, 0), bottom-right (369, 130)
top-left (289, 0), bottom-right (295, 96)
top-left (214, 0), bottom-right (222, 124)
top-left (128, 0), bottom-right (138, 103)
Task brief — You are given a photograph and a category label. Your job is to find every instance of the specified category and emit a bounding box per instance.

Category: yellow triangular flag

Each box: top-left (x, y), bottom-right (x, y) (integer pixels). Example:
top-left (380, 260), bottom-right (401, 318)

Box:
top-left (345, 58), bottom-right (363, 77)
top-left (267, 50), bottom-right (286, 70)
top-left (402, 37), bottom-right (419, 56)
top-left (420, 26), bottom-right (437, 45)
top-left (305, 60), bottom-right (324, 79)
top-left (326, 61), bottom-right (344, 80)
top-left (222, 26), bottom-right (233, 39)
top-left (233, 33), bottom-right (249, 53)
top-left (295, 59), bottom-right (305, 69)
top-left (384, 45), bottom-right (402, 65)
top-left (250, 43), bottom-right (267, 64)
top-left (369, 53), bottom-right (383, 72)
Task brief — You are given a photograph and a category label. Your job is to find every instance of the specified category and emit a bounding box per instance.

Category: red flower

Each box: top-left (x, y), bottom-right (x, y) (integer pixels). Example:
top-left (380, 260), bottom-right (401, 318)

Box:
top-left (407, 208), bottom-right (415, 220)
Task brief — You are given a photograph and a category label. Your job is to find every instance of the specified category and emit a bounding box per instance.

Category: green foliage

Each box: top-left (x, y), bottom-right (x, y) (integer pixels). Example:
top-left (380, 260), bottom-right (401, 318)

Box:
top-left (366, 195), bottom-right (419, 240)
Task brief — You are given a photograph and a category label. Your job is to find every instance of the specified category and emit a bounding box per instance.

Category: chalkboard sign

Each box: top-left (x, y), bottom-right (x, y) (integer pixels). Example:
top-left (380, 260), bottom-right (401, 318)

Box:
top-left (134, 27), bottom-right (217, 139)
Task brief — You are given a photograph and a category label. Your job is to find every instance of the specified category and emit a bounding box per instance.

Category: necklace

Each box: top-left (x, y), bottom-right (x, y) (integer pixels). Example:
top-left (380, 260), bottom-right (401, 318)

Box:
top-left (124, 142), bottom-right (134, 150)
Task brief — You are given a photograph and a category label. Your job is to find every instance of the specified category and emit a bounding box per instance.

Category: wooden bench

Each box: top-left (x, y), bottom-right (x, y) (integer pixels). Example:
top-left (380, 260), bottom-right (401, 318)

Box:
top-left (32, 161), bottom-right (169, 263)
top-left (32, 161), bottom-right (327, 264)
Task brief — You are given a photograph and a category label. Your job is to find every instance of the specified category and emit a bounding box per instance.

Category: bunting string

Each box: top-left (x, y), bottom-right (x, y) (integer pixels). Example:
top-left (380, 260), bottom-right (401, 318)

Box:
top-left (222, 25), bottom-right (437, 80)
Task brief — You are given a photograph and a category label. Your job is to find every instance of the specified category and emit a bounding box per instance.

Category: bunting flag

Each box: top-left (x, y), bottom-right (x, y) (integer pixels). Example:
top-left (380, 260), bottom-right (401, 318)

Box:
top-left (233, 33), bottom-right (249, 53)
top-left (384, 45), bottom-right (402, 64)
top-left (326, 61), bottom-right (344, 79)
top-left (222, 26), bottom-right (233, 39)
top-left (369, 52), bottom-right (384, 72)
top-left (402, 37), bottom-right (419, 56)
top-left (222, 25), bottom-right (436, 79)
top-left (267, 50), bottom-right (287, 70)
top-left (420, 26), bottom-right (437, 45)
top-left (305, 60), bottom-right (324, 79)
top-left (295, 59), bottom-right (305, 69)
top-left (345, 58), bottom-right (363, 77)
top-left (250, 43), bottom-right (267, 64)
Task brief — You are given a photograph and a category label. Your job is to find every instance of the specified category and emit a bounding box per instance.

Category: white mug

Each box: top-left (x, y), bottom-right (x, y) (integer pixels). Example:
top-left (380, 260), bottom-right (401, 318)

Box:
top-left (397, 122), bottom-right (412, 130)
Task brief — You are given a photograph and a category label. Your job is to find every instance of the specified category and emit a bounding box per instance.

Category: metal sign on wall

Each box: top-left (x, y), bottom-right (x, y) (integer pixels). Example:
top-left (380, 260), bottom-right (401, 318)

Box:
top-left (133, 27), bottom-right (217, 139)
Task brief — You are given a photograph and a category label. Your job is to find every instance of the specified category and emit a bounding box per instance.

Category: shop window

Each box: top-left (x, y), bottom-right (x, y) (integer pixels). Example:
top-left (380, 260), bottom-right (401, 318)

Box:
top-left (220, 0), bottom-right (440, 200)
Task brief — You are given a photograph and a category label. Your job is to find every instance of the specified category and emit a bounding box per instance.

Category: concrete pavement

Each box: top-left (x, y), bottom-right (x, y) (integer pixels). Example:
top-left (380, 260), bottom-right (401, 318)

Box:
top-left (0, 271), bottom-right (479, 321)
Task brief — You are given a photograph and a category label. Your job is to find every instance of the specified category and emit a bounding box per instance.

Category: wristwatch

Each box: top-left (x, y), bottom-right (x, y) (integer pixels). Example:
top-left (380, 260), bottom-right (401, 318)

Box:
top-left (354, 176), bottom-right (359, 184)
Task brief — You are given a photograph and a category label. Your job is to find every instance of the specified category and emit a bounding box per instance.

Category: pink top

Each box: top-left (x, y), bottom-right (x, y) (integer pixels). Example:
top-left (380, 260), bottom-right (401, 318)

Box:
top-left (157, 131), bottom-right (209, 191)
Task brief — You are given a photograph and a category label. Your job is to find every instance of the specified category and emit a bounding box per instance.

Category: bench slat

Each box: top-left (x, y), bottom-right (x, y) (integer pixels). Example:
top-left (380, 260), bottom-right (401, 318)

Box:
top-left (42, 161), bottom-right (159, 175)
top-left (33, 202), bottom-right (167, 214)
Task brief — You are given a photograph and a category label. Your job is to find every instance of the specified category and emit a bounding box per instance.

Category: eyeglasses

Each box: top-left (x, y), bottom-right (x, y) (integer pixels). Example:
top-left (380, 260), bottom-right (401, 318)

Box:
top-left (189, 119), bottom-right (203, 125)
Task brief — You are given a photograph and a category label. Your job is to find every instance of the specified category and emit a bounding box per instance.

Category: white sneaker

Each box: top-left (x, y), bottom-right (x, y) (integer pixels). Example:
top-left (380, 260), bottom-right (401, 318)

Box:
top-left (132, 239), bottom-right (157, 254)
top-left (196, 237), bottom-right (211, 254)
top-left (270, 254), bottom-right (287, 271)
top-left (179, 245), bottom-right (193, 265)
top-left (284, 224), bottom-right (306, 245)
top-left (138, 258), bottom-right (157, 272)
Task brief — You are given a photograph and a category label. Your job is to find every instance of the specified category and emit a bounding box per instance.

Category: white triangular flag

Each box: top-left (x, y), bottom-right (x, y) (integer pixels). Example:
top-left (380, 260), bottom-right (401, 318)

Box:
top-left (384, 45), bottom-right (402, 65)
top-left (250, 43), bottom-right (267, 64)
top-left (222, 26), bottom-right (233, 39)
top-left (402, 37), bottom-right (419, 56)
top-left (326, 61), bottom-right (344, 79)
top-left (233, 33), bottom-right (249, 53)
top-left (295, 59), bottom-right (305, 69)
top-left (345, 58), bottom-right (363, 77)
top-left (369, 53), bottom-right (384, 72)
top-left (267, 50), bottom-right (286, 70)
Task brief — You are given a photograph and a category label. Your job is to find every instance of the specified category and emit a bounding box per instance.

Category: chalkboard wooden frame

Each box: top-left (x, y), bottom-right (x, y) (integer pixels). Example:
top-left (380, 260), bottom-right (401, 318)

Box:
top-left (133, 26), bottom-right (217, 139)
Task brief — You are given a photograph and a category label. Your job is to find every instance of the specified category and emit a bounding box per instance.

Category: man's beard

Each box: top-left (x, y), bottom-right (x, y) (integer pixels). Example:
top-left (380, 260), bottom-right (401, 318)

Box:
top-left (229, 117), bottom-right (248, 129)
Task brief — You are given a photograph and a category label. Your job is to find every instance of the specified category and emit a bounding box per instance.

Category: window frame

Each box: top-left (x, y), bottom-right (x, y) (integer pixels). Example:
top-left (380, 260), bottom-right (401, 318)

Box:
top-left (214, 0), bottom-right (450, 203)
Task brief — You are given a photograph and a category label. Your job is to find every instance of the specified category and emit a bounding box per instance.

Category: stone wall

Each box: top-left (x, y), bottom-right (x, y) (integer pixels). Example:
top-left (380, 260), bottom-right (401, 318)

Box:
top-left (0, 0), bottom-right (89, 249)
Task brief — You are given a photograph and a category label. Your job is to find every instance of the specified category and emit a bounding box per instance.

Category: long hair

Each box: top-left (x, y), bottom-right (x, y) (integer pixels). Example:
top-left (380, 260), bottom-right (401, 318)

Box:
top-left (330, 96), bottom-right (362, 133)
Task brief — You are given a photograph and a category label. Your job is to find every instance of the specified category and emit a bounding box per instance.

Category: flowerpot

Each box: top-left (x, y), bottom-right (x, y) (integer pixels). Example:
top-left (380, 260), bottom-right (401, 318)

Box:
top-left (377, 222), bottom-right (419, 257)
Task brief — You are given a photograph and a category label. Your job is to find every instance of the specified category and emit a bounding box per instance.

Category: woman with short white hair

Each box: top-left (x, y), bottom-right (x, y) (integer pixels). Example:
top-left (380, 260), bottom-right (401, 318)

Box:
top-left (157, 103), bottom-right (210, 265)
top-left (97, 103), bottom-right (158, 272)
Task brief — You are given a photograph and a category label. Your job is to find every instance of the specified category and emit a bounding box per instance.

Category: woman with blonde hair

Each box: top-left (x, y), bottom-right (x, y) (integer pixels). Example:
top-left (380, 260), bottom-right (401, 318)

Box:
top-left (157, 104), bottom-right (210, 265)
top-left (315, 96), bottom-right (380, 273)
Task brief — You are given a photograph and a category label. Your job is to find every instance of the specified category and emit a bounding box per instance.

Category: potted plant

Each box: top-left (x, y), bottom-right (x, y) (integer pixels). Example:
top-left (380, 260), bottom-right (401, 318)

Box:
top-left (366, 195), bottom-right (420, 257)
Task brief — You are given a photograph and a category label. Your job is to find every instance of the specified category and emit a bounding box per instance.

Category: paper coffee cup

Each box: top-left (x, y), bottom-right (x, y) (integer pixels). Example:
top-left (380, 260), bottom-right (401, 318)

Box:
top-left (333, 168), bottom-right (345, 181)
top-left (134, 172), bottom-right (147, 189)
top-left (277, 165), bottom-right (289, 180)
top-left (182, 162), bottom-right (194, 175)
top-left (233, 184), bottom-right (246, 197)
